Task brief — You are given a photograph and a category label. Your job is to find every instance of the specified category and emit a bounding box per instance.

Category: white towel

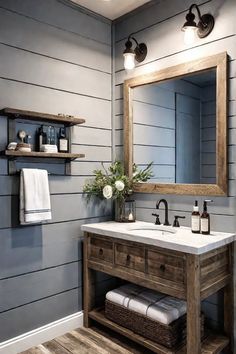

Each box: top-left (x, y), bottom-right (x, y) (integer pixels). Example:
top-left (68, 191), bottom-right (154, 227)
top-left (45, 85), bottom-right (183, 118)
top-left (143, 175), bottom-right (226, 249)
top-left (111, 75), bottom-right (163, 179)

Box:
top-left (40, 144), bottom-right (58, 153)
top-left (106, 284), bottom-right (143, 307)
top-left (128, 290), bottom-right (165, 316)
top-left (147, 296), bottom-right (187, 325)
top-left (20, 169), bottom-right (52, 224)
top-left (106, 284), bottom-right (187, 325)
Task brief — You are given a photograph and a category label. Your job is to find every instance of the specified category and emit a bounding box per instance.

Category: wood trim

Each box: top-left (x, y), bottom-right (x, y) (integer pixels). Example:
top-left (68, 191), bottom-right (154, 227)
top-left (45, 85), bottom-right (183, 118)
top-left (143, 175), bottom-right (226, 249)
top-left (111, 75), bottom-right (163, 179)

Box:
top-left (88, 259), bottom-right (186, 299)
top-left (2, 108), bottom-right (85, 125)
top-left (1, 150), bottom-right (85, 160)
top-left (200, 274), bottom-right (231, 300)
top-left (83, 233), bottom-right (95, 328)
top-left (186, 254), bottom-right (201, 353)
top-left (124, 52), bottom-right (228, 196)
top-left (133, 182), bottom-right (226, 196)
top-left (223, 243), bottom-right (233, 351)
top-left (124, 83), bottom-right (133, 178)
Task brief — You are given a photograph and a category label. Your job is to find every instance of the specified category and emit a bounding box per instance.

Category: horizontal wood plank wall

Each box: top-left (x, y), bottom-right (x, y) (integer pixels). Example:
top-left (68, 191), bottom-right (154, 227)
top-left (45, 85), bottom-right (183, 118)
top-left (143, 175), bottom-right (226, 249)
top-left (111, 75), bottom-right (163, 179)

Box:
top-left (0, 0), bottom-right (113, 342)
top-left (201, 84), bottom-right (216, 183)
top-left (114, 0), bottom-right (236, 335)
top-left (133, 84), bottom-right (176, 183)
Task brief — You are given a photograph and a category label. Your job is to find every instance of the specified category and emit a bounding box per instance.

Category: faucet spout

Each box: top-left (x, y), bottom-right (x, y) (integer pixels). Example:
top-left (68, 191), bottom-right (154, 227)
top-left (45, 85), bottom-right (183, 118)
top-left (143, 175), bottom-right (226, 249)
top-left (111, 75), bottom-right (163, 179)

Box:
top-left (156, 199), bottom-right (170, 226)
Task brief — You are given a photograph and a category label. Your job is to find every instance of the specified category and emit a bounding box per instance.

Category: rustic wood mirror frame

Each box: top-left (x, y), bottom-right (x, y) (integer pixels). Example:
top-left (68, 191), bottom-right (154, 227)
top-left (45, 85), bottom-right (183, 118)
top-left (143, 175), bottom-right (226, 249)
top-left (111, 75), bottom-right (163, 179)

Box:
top-left (124, 52), bottom-right (228, 196)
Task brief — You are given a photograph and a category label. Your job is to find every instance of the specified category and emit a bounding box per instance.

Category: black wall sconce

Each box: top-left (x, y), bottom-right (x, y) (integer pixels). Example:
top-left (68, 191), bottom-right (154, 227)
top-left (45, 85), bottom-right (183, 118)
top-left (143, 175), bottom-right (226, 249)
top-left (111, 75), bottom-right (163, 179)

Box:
top-left (123, 34), bottom-right (147, 70)
top-left (182, 4), bottom-right (214, 45)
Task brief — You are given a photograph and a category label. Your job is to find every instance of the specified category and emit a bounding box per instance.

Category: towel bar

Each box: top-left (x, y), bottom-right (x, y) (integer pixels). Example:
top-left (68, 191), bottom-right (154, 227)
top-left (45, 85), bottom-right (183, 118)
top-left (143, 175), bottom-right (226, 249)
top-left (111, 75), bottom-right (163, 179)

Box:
top-left (16, 169), bottom-right (51, 175)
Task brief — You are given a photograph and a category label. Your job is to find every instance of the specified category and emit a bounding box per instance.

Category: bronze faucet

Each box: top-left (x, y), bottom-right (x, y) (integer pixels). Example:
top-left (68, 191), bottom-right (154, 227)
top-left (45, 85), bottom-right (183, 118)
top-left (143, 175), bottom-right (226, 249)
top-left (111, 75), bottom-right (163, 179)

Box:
top-left (156, 199), bottom-right (170, 226)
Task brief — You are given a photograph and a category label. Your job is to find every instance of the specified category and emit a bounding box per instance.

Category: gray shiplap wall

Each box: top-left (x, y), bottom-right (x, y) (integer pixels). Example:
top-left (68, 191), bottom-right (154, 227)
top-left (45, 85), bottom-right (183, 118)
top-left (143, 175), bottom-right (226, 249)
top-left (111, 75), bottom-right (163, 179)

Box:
top-left (201, 84), bottom-right (216, 183)
top-left (133, 84), bottom-right (176, 183)
top-left (114, 0), bottom-right (236, 334)
top-left (0, 0), bottom-right (112, 342)
top-left (1, 0), bottom-right (236, 345)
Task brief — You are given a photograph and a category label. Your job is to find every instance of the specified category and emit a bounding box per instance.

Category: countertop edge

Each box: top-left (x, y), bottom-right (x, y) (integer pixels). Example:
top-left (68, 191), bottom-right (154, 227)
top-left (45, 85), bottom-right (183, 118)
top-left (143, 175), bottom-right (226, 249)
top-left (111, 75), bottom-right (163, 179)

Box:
top-left (81, 223), bottom-right (235, 255)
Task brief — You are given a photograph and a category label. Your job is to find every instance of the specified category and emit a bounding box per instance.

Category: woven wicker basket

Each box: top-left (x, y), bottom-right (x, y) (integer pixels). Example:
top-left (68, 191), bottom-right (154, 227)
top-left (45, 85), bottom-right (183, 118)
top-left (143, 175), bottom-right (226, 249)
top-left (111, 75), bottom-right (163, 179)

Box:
top-left (105, 299), bottom-right (204, 349)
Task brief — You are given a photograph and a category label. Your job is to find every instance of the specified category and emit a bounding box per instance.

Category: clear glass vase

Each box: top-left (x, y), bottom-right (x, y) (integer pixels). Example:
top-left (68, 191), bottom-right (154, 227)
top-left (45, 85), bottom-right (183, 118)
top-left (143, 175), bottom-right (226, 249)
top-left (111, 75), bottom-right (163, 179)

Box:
top-left (114, 199), bottom-right (136, 222)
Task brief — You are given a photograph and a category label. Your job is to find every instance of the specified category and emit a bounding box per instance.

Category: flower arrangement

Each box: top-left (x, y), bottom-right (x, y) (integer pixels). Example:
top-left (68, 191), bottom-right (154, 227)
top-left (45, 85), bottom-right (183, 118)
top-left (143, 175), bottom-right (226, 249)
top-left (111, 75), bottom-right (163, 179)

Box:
top-left (83, 161), bottom-right (153, 201)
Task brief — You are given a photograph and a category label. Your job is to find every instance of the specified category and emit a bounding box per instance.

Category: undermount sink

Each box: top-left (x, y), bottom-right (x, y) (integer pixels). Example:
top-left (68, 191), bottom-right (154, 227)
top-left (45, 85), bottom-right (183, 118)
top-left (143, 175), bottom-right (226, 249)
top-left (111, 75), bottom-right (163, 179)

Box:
top-left (127, 225), bottom-right (177, 235)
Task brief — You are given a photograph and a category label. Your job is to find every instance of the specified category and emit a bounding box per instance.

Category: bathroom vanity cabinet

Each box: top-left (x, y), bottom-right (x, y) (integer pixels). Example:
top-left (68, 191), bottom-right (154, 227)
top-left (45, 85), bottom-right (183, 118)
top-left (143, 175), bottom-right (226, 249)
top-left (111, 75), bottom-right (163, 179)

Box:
top-left (82, 221), bottom-right (235, 354)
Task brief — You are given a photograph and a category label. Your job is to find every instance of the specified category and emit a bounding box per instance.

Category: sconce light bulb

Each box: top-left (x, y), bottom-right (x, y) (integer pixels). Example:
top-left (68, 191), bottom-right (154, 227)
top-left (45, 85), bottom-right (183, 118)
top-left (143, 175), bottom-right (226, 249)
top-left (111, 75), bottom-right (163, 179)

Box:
top-left (184, 26), bottom-right (197, 45)
top-left (123, 52), bottom-right (136, 70)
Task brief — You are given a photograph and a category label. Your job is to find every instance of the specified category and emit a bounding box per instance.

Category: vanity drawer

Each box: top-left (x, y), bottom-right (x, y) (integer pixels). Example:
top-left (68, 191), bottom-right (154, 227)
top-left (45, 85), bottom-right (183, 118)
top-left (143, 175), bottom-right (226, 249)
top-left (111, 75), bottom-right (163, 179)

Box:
top-left (89, 236), bottom-right (113, 263)
top-left (147, 249), bottom-right (185, 284)
top-left (115, 243), bottom-right (145, 272)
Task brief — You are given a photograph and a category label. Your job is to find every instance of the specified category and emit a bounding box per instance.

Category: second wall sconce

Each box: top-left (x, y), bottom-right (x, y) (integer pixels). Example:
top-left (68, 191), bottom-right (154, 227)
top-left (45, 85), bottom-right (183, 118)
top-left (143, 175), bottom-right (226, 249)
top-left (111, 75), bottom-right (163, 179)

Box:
top-left (182, 4), bottom-right (214, 45)
top-left (123, 34), bottom-right (147, 70)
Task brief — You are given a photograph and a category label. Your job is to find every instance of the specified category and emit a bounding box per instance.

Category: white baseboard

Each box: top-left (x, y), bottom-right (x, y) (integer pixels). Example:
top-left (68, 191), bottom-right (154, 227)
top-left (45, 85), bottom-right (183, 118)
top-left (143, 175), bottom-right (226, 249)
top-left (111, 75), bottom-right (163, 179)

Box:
top-left (0, 311), bottom-right (83, 354)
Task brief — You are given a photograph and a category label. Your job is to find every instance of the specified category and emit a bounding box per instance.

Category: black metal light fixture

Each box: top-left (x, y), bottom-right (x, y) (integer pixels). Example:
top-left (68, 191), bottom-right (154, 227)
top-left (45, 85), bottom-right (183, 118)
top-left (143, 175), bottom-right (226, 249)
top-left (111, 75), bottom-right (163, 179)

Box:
top-left (123, 34), bottom-right (147, 70)
top-left (182, 4), bottom-right (214, 45)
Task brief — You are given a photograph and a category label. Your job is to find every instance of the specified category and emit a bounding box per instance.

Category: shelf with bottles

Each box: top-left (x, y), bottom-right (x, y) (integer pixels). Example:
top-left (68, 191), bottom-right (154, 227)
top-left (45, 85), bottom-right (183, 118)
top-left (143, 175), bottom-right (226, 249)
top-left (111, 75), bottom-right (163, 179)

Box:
top-left (0, 107), bottom-right (86, 175)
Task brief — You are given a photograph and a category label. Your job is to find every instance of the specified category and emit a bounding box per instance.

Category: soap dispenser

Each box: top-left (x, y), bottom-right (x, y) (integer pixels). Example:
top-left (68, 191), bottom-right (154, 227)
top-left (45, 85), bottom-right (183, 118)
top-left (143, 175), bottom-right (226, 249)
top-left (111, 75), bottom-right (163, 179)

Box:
top-left (200, 200), bottom-right (213, 235)
top-left (191, 200), bottom-right (200, 233)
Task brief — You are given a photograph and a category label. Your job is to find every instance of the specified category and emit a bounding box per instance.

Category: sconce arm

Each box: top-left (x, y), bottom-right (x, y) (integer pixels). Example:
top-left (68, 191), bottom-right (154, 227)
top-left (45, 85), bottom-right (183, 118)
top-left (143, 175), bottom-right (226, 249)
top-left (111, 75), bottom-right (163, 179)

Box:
top-left (128, 34), bottom-right (139, 48)
top-left (189, 3), bottom-right (208, 27)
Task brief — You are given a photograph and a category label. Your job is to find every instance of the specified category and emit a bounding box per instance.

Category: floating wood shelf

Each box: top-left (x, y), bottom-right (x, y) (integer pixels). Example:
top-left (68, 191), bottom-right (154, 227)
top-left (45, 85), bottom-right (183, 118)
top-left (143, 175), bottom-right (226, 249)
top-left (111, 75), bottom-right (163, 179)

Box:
top-left (1, 107), bottom-right (86, 125)
top-left (1, 150), bottom-right (85, 160)
top-left (89, 308), bottom-right (229, 354)
top-left (1, 107), bottom-right (86, 175)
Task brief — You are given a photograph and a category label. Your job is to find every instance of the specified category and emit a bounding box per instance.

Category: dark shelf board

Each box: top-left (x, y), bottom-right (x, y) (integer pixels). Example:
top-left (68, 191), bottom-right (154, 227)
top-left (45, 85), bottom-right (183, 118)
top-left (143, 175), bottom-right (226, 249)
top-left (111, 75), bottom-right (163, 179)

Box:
top-left (1, 150), bottom-right (85, 160)
top-left (1, 108), bottom-right (85, 125)
top-left (89, 308), bottom-right (229, 354)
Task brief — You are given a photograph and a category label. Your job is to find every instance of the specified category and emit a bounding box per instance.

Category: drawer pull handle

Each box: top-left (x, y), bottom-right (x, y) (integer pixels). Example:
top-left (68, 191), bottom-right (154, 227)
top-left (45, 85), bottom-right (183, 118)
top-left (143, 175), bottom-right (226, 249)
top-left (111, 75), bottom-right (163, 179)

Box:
top-left (126, 254), bottom-right (131, 262)
top-left (160, 264), bottom-right (166, 272)
top-left (99, 248), bottom-right (104, 256)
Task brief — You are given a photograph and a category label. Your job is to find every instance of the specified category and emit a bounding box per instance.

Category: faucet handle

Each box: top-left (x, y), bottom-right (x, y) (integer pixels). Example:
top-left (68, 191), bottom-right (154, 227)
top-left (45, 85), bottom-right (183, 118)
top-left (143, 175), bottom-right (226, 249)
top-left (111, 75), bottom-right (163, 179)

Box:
top-left (152, 213), bottom-right (161, 225)
top-left (173, 215), bottom-right (185, 227)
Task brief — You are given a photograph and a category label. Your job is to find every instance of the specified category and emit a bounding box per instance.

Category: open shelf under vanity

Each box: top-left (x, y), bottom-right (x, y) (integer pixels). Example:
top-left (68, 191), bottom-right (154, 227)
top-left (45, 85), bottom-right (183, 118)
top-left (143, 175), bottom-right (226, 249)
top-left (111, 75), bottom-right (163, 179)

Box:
top-left (89, 307), bottom-right (229, 354)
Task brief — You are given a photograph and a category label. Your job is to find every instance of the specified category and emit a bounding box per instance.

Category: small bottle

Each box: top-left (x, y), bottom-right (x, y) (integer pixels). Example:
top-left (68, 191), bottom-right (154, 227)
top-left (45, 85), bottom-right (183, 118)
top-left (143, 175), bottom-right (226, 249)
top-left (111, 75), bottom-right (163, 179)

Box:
top-left (58, 128), bottom-right (68, 152)
top-left (37, 126), bottom-right (44, 151)
top-left (191, 200), bottom-right (200, 233)
top-left (47, 126), bottom-right (56, 145)
top-left (200, 200), bottom-right (213, 235)
top-left (49, 126), bottom-right (56, 145)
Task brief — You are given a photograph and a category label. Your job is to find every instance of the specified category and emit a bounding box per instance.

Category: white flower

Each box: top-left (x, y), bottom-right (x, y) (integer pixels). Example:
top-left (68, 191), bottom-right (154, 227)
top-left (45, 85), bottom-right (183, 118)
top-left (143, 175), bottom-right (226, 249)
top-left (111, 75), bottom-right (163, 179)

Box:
top-left (115, 180), bottom-right (125, 191)
top-left (103, 185), bottom-right (113, 199)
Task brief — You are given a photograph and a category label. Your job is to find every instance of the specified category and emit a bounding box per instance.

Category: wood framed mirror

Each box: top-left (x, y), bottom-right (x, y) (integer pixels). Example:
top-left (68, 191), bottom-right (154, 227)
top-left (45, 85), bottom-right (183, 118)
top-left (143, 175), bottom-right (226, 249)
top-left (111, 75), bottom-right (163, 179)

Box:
top-left (124, 52), bottom-right (227, 195)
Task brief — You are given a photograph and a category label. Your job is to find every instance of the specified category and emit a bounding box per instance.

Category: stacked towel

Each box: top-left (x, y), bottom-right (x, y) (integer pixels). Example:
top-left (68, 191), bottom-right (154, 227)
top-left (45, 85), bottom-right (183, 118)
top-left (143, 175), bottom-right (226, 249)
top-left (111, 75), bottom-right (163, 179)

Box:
top-left (147, 296), bottom-right (187, 325)
top-left (106, 284), bottom-right (187, 325)
top-left (106, 283), bottom-right (143, 307)
top-left (20, 169), bottom-right (52, 225)
top-left (40, 144), bottom-right (58, 153)
top-left (128, 289), bottom-right (165, 315)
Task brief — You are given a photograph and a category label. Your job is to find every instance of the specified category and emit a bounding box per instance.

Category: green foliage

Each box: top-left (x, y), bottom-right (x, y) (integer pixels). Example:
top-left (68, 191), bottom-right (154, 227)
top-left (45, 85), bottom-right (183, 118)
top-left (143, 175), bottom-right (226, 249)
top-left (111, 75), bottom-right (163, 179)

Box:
top-left (83, 161), bottom-right (153, 201)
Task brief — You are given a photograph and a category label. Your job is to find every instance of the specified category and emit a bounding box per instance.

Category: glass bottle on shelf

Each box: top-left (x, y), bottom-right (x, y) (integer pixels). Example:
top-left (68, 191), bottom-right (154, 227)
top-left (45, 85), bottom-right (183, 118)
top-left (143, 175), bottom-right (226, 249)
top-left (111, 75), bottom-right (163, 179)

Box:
top-left (58, 127), bottom-right (68, 152)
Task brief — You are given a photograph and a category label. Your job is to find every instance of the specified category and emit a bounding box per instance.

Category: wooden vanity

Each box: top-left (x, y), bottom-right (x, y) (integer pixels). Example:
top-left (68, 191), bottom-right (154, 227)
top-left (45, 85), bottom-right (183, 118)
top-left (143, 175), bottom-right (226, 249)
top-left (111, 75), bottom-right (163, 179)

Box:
top-left (82, 221), bottom-right (235, 354)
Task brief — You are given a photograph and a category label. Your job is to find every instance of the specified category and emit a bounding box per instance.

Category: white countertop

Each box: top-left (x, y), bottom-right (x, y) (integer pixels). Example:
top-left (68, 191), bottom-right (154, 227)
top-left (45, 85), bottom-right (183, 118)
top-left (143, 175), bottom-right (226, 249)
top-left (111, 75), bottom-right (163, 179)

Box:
top-left (81, 221), bottom-right (235, 255)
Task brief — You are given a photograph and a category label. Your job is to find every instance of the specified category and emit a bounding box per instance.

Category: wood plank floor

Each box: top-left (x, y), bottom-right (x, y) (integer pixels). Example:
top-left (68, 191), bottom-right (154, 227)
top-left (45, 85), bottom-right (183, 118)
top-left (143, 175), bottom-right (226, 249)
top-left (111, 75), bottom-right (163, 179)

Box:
top-left (20, 326), bottom-right (154, 354)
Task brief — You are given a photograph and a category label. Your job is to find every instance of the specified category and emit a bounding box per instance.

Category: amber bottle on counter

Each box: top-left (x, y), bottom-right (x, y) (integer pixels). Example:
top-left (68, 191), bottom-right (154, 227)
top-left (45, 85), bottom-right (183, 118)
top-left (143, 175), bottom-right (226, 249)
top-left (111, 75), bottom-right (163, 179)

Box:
top-left (191, 200), bottom-right (200, 233)
top-left (201, 200), bottom-right (213, 235)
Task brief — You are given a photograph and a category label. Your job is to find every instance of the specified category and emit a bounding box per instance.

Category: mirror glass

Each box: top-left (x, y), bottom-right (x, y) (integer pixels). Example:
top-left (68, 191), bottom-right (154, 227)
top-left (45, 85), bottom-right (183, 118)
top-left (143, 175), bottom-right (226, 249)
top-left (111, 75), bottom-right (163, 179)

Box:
top-left (133, 69), bottom-right (216, 185)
